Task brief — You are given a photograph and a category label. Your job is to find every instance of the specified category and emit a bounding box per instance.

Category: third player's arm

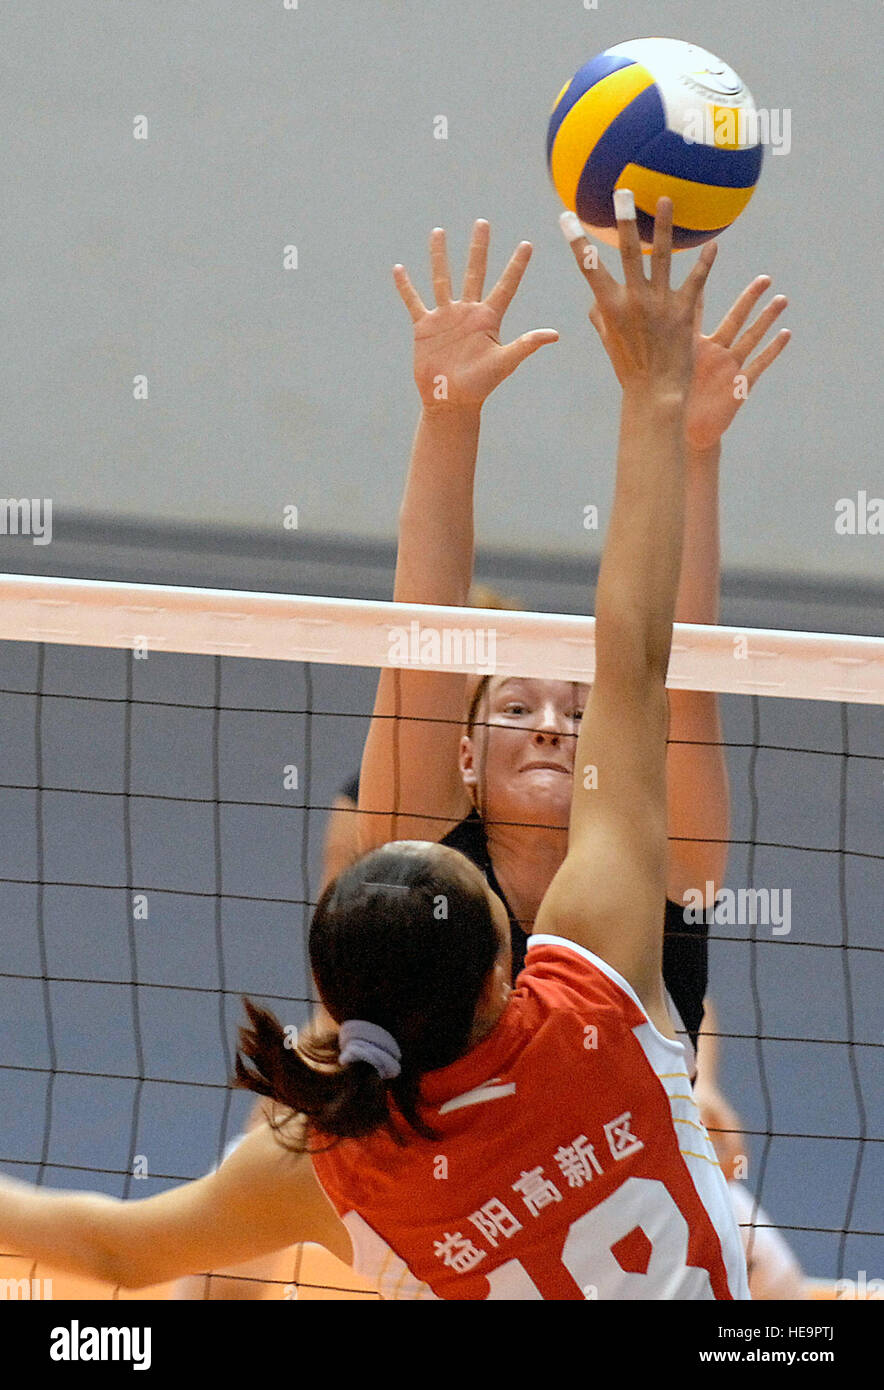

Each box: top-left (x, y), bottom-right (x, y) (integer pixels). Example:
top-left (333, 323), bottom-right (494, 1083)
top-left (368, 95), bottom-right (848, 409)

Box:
top-left (666, 442), bottom-right (729, 906)
top-left (667, 276), bottom-right (790, 904)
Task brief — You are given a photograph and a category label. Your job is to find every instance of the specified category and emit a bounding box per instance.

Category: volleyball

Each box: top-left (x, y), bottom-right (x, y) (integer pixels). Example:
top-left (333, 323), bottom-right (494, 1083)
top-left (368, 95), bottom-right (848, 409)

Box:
top-left (547, 37), bottom-right (764, 250)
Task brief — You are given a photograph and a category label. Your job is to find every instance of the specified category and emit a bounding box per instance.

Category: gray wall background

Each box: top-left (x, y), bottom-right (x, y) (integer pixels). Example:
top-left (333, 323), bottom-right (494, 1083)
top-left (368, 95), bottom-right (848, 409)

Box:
top-left (2, 0), bottom-right (883, 584)
top-left (0, 0), bottom-right (881, 1293)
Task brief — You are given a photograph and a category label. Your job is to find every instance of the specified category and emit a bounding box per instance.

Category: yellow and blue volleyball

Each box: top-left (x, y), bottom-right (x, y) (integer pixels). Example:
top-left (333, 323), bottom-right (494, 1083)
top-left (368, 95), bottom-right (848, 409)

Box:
top-left (547, 37), bottom-right (764, 250)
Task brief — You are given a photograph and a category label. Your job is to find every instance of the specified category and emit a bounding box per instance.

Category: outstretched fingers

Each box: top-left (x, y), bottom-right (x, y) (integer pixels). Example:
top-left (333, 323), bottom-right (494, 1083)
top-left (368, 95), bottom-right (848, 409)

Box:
top-left (743, 327), bottom-right (791, 388)
top-left (693, 286), bottom-right (705, 336)
top-left (731, 295), bottom-right (789, 366)
top-left (559, 212), bottom-right (619, 309)
top-left (679, 238), bottom-right (718, 315)
top-left (429, 226), bottom-right (453, 306)
top-left (497, 327), bottom-right (560, 377)
top-left (461, 219), bottom-right (490, 301)
top-left (612, 189), bottom-right (646, 290)
top-left (711, 275), bottom-right (772, 347)
top-left (649, 197), bottom-right (674, 293)
top-left (392, 263), bottom-right (427, 323)
top-left (484, 240), bottom-right (534, 319)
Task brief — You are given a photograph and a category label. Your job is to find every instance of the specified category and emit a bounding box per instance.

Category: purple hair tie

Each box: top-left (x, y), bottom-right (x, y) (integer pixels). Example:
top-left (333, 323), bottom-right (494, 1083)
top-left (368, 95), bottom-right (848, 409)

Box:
top-left (338, 1019), bottom-right (401, 1081)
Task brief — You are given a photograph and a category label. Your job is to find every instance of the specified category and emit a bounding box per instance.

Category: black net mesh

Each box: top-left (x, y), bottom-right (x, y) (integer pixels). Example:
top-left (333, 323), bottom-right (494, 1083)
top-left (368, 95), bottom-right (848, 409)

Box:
top-left (0, 636), bottom-right (880, 1299)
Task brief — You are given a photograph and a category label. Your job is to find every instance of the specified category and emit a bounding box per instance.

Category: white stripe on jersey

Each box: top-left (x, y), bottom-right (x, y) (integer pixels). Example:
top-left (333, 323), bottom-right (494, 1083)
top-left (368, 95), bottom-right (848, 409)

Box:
top-left (530, 934), bottom-right (751, 1300)
top-left (342, 1211), bottom-right (438, 1301)
top-left (439, 1078), bottom-right (517, 1113)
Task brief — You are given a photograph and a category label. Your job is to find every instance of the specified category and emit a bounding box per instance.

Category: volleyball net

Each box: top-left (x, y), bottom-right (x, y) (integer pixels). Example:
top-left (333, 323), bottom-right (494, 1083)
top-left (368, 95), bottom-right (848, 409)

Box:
top-left (0, 573), bottom-right (880, 1300)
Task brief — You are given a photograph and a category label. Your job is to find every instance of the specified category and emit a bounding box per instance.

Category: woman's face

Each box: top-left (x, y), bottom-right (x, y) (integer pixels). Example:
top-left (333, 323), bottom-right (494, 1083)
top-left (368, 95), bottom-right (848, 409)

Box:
top-left (460, 677), bottom-right (588, 829)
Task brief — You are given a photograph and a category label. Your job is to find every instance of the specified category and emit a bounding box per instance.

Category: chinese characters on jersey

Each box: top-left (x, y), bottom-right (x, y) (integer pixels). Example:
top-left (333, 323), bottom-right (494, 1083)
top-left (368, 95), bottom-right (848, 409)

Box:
top-left (433, 1112), bottom-right (644, 1273)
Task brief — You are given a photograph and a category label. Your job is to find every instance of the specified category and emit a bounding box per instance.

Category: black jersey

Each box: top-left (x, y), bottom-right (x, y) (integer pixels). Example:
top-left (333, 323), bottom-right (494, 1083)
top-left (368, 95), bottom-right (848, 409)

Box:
top-left (339, 772), bottom-right (360, 805)
top-left (339, 776), bottom-right (709, 1053)
top-left (442, 811), bottom-right (709, 1054)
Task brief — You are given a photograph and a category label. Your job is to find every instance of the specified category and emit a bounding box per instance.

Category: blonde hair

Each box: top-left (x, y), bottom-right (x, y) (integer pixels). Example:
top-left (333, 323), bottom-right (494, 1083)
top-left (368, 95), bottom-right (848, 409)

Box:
top-left (467, 582), bottom-right (522, 612)
top-left (464, 586), bottom-right (522, 736)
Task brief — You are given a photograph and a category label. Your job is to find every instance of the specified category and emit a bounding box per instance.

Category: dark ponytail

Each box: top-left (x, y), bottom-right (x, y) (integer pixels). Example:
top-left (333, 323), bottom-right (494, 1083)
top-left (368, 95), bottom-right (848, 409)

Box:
top-left (234, 844), bottom-right (499, 1151)
top-left (235, 999), bottom-right (400, 1149)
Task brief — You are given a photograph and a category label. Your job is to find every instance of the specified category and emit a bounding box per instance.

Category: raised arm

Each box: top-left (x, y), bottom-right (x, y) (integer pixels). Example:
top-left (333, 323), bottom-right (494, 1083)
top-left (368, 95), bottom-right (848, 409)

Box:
top-left (357, 223), bottom-right (558, 849)
top-left (666, 436), bottom-right (729, 905)
top-left (533, 197), bottom-right (715, 1016)
top-left (666, 281), bottom-right (790, 903)
top-left (587, 270), bottom-right (790, 907)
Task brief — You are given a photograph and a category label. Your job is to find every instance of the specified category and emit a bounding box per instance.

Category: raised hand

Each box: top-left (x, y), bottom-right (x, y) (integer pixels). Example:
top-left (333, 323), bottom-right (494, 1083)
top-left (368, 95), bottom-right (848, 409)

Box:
top-left (565, 209), bottom-right (791, 450)
top-left (562, 193), bottom-right (717, 399)
top-left (394, 220), bottom-right (558, 410)
top-left (684, 278), bottom-right (790, 451)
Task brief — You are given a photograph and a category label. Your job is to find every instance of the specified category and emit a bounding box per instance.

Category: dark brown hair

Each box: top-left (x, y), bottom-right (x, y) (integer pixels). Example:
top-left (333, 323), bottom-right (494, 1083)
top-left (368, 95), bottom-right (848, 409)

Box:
top-left (235, 844), bottom-right (499, 1151)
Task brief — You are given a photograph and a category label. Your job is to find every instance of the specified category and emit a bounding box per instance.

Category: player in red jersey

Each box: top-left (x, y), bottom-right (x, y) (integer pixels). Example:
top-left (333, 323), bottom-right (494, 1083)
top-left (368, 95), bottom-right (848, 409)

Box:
top-left (0, 197), bottom-right (749, 1298)
top-left (179, 201), bottom-right (789, 1297)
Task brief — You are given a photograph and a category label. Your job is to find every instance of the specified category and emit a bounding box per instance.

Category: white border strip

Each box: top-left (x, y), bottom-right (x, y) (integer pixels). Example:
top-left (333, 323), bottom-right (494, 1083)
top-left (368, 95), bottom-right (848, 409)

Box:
top-left (0, 573), bottom-right (881, 704)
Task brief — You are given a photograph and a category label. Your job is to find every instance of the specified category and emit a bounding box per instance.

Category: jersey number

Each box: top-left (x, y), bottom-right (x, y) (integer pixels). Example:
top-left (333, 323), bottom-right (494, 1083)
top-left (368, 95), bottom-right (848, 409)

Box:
top-left (484, 1178), bottom-right (714, 1300)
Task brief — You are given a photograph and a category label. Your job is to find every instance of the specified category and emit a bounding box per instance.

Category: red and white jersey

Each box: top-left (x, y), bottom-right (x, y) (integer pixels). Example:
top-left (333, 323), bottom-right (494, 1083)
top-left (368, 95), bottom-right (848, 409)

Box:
top-left (311, 936), bottom-right (750, 1300)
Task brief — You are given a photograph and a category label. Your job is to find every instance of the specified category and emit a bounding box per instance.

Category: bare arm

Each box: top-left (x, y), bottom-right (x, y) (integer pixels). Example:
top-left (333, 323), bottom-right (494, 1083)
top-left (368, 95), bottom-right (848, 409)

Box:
top-left (534, 199), bottom-right (715, 1013)
top-left (319, 793), bottom-right (361, 890)
top-left (667, 281), bottom-right (790, 903)
top-left (0, 1120), bottom-right (343, 1290)
top-left (666, 444), bottom-right (728, 904)
top-left (357, 404), bottom-right (480, 848)
top-left (358, 223), bottom-right (558, 849)
top-left (590, 275), bottom-right (790, 907)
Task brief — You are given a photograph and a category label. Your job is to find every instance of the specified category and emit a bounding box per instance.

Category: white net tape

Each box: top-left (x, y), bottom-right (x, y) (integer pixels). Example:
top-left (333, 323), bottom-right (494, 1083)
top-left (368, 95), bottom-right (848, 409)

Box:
top-left (0, 573), bottom-right (881, 704)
